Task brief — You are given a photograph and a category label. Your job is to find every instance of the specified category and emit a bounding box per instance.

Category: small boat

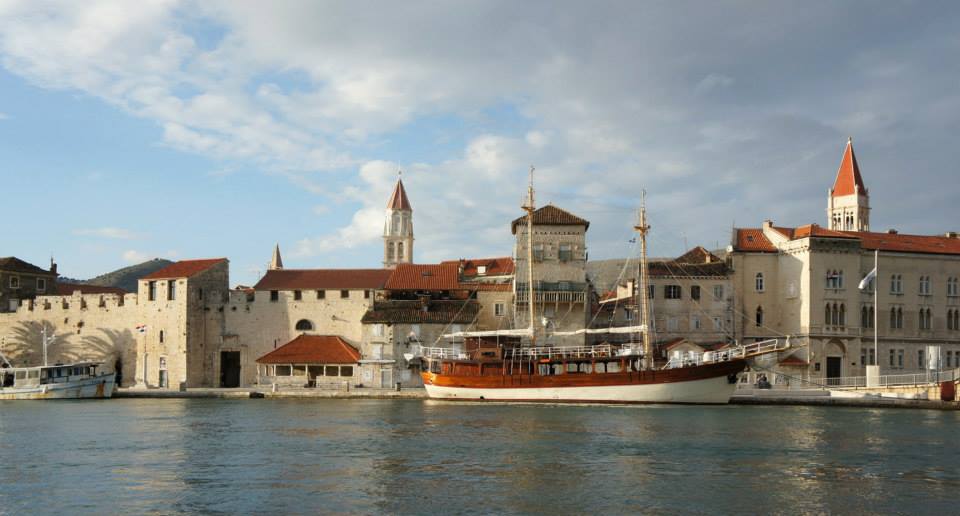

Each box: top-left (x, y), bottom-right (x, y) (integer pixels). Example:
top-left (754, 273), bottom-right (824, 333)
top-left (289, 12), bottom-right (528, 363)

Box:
top-left (0, 361), bottom-right (116, 400)
top-left (0, 323), bottom-right (115, 400)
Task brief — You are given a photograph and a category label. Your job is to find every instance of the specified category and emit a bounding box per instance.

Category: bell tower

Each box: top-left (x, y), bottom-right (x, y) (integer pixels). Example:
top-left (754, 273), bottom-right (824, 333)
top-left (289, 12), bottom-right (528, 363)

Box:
top-left (383, 175), bottom-right (414, 268)
top-left (827, 137), bottom-right (870, 232)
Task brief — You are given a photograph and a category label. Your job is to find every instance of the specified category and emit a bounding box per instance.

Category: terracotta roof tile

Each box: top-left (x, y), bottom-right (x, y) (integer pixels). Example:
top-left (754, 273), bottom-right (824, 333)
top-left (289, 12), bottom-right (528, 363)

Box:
top-left (733, 229), bottom-right (777, 252)
top-left (254, 269), bottom-right (391, 290)
top-left (511, 204), bottom-right (589, 234)
top-left (674, 246), bottom-right (721, 264)
top-left (387, 178), bottom-right (412, 210)
top-left (0, 257), bottom-right (55, 275)
top-left (256, 335), bottom-right (360, 364)
top-left (361, 300), bottom-right (479, 324)
top-left (141, 258), bottom-right (227, 280)
top-left (385, 263), bottom-right (461, 291)
top-left (442, 257), bottom-right (515, 277)
top-left (831, 138), bottom-right (867, 197)
top-left (847, 230), bottom-right (960, 256)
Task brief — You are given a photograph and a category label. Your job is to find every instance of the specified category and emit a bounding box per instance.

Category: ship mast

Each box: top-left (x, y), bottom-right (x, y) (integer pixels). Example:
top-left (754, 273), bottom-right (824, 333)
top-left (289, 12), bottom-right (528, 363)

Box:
top-left (634, 190), bottom-right (653, 369)
top-left (523, 166), bottom-right (537, 346)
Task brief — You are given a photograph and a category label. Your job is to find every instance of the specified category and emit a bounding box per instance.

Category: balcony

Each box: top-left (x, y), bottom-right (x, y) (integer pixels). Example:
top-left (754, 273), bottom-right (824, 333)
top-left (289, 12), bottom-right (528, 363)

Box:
top-left (516, 281), bottom-right (586, 304)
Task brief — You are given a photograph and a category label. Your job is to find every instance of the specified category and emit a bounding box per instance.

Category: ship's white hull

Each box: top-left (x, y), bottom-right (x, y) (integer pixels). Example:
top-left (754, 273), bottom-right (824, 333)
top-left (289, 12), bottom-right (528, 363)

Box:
top-left (424, 373), bottom-right (738, 404)
top-left (0, 374), bottom-right (115, 400)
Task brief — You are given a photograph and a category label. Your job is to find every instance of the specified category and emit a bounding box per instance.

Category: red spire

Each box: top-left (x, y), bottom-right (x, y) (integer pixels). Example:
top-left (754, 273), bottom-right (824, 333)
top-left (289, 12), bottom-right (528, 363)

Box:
top-left (387, 178), bottom-right (412, 210)
top-left (831, 137), bottom-right (867, 197)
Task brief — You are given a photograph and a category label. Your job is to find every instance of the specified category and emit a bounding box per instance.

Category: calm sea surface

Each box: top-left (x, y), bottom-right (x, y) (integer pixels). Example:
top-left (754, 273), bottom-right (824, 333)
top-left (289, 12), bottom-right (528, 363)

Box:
top-left (1, 399), bottom-right (958, 515)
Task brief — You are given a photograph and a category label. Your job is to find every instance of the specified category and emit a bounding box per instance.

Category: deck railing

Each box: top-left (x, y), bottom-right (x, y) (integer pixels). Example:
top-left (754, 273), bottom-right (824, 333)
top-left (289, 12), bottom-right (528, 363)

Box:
top-left (418, 343), bottom-right (636, 361)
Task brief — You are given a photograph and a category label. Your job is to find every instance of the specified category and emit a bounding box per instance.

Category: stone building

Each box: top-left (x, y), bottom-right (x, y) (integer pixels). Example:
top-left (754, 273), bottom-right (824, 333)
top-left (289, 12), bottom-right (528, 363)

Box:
top-left (0, 257), bottom-right (59, 312)
top-left (595, 247), bottom-right (734, 348)
top-left (511, 205), bottom-right (590, 346)
top-left (730, 139), bottom-right (960, 386)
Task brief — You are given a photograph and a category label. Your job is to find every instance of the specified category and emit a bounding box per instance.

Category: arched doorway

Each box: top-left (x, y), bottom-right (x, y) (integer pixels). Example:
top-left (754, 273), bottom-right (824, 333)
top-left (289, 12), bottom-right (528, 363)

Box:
top-left (824, 338), bottom-right (846, 386)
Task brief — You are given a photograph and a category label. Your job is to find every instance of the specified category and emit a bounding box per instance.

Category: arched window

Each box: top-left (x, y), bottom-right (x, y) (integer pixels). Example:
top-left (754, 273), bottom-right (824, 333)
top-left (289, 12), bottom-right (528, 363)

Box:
top-left (890, 307), bottom-right (897, 329)
top-left (869, 306), bottom-right (875, 328)
top-left (826, 304), bottom-right (833, 326)
top-left (954, 310), bottom-right (959, 331)
top-left (392, 213), bottom-right (401, 235)
top-left (755, 273), bottom-right (764, 292)
top-left (839, 304), bottom-right (846, 327)
top-left (387, 242), bottom-right (395, 260)
top-left (838, 271), bottom-right (844, 289)
top-left (295, 319), bottom-right (314, 331)
top-left (861, 306), bottom-right (869, 328)
top-left (397, 242), bottom-right (404, 261)
top-left (755, 306), bottom-right (764, 327)
top-left (949, 310), bottom-right (955, 331)
top-left (896, 307), bottom-right (903, 328)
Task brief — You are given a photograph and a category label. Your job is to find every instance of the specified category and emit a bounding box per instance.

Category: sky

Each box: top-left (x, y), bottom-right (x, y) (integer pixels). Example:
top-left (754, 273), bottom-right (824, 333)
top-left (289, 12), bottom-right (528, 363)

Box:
top-left (1, 1), bottom-right (958, 286)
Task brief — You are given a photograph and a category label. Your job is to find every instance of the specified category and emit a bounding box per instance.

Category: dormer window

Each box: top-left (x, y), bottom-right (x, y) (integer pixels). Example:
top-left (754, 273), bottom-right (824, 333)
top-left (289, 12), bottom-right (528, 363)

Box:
top-left (477, 265), bottom-right (487, 276)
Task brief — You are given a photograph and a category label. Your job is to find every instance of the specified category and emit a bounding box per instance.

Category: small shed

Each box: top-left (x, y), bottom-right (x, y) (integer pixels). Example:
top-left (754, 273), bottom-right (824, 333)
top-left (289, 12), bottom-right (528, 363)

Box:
top-left (256, 335), bottom-right (361, 388)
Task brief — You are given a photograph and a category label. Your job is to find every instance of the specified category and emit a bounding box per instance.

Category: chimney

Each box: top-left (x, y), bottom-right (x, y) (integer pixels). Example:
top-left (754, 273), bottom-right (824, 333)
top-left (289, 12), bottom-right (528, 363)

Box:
top-left (50, 258), bottom-right (58, 275)
top-left (887, 229), bottom-right (898, 235)
top-left (762, 220), bottom-right (773, 230)
top-left (945, 232), bottom-right (958, 239)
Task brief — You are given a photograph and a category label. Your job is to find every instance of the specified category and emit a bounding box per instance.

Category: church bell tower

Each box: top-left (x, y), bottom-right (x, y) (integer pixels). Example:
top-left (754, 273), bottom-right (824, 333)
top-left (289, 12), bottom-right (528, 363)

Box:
top-left (827, 137), bottom-right (870, 232)
top-left (383, 176), bottom-right (414, 268)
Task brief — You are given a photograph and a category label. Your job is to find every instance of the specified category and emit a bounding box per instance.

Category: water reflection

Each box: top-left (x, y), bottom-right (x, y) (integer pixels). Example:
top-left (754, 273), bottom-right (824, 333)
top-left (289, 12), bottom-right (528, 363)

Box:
top-left (2, 400), bottom-right (959, 514)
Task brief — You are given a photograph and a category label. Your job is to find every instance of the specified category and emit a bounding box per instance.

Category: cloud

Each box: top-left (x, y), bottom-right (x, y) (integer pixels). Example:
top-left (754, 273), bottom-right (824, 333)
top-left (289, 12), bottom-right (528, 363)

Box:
top-left (2, 2), bottom-right (960, 268)
top-left (122, 250), bottom-right (150, 263)
top-left (0, 111), bottom-right (8, 120)
top-left (74, 227), bottom-right (139, 239)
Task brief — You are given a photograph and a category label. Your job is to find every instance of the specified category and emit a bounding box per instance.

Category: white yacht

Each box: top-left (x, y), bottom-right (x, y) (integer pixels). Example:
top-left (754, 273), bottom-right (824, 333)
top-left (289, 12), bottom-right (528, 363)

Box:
top-left (0, 361), bottom-right (116, 400)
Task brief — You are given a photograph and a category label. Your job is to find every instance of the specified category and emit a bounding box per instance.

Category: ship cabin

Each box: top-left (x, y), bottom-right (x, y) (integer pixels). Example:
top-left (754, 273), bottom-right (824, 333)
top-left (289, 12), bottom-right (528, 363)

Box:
top-left (0, 362), bottom-right (104, 389)
top-left (423, 337), bottom-right (644, 378)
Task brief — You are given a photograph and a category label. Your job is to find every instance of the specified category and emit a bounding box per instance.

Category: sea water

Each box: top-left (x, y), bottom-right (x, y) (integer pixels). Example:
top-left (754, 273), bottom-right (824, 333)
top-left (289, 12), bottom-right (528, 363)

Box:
top-left (1, 399), bottom-right (957, 515)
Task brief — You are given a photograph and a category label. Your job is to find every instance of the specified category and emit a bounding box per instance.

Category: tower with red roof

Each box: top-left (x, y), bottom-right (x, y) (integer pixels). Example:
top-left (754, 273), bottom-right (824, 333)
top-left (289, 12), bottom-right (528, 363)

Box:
top-left (827, 137), bottom-right (870, 232)
top-left (383, 176), bottom-right (414, 268)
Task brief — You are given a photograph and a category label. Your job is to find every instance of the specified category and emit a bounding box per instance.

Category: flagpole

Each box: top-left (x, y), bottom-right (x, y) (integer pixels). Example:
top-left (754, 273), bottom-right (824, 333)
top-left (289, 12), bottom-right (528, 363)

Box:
top-left (874, 249), bottom-right (878, 367)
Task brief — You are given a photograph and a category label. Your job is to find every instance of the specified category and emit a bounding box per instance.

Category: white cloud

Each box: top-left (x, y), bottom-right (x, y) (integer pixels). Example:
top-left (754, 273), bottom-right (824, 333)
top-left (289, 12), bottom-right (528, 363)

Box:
top-left (74, 227), bottom-right (139, 239)
top-left (0, 111), bottom-right (8, 120)
top-left (122, 249), bottom-right (150, 263)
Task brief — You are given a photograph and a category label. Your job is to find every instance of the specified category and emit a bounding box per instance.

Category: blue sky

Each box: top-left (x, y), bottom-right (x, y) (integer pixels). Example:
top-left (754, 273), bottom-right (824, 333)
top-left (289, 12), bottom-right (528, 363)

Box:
top-left (1, 1), bottom-right (959, 286)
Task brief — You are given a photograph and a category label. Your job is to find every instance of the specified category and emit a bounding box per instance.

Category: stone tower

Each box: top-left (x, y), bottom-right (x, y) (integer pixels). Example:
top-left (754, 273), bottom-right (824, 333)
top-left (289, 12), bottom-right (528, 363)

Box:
top-left (269, 243), bottom-right (283, 270)
top-left (827, 137), bottom-right (870, 232)
top-left (383, 177), bottom-right (413, 268)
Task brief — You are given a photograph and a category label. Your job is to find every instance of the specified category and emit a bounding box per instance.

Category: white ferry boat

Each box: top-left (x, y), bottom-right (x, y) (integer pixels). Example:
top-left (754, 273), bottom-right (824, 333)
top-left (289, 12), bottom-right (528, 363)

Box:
top-left (0, 361), bottom-right (116, 400)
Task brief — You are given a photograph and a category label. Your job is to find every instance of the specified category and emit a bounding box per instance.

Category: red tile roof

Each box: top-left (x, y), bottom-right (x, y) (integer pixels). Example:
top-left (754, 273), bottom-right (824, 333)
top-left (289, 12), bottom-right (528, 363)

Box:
top-left (733, 229), bottom-right (777, 252)
top-left (674, 246), bottom-right (721, 264)
top-left (443, 257), bottom-right (515, 277)
top-left (56, 283), bottom-right (127, 296)
top-left (254, 269), bottom-right (391, 290)
top-left (385, 263), bottom-right (461, 290)
top-left (256, 335), bottom-right (360, 364)
top-left (361, 299), bottom-right (480, 324)
top-left (774, 224), bottom-right (855, 240)
top-left (848, 230), bottom-right (960, 256)
top-left (831, 138), bottom-right (867, 197)
top-left (0, 257), bottom-right (55, 275)
top-left (387, 178), bottom-right (412, 210)
top-left (511, 204), bottom-right (590, 234)
top-left (141, 258), bottom-right (227, 280)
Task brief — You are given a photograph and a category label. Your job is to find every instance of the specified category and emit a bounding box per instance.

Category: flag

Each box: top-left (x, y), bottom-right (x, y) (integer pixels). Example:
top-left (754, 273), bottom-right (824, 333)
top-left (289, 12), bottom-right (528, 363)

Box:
top-left (858, 268), bottom-right (877, 290)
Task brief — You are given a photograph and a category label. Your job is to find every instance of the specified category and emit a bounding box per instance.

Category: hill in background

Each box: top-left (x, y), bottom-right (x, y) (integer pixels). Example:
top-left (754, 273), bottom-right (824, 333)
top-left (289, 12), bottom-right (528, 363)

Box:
top-left (60, 258), bottom-right (174, 293)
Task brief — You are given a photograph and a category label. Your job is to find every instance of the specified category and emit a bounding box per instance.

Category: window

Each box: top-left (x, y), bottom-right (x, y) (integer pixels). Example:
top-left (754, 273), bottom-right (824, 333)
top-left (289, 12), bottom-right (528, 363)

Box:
top-left (825, 269), bottom-right (843, 289)
top-left (647, 284), bottom-right (655, 299)
top-left (387, 242), bottom-right (395, 261)
top-left (890, 307), bottom-right (903, 329)
top-left (270, 290), bottom-right (279, 302)
top-left (275, 365), bottom-right (292, 376)
top-left (948, 277), bottom-right (958, 297)
top-left (713, 317), bottom-right (722, 330)
top-left (148, 281), bottom-right (157, 301)
top-left (755, 273), bottom-right (764, 292)
top-left (755, 306), bottom-right (764, 327)
top-left (340, 366), bottom-right (353, 377)
top-left (494, 303), bottom-right (505, 317)
top-left (897, 349), bottom-right (903, 368)
top-left (889, 349), bottom-right (895, 367)
top-left (713, 285), bottom-right (724, 301)
top-left (197, 287), bottom-right (203, 300)
top-left (295, 319), bottom-right (314, 331)
top-left (691, 286), bottom-right (701, 300)
top-left (918, 349), bottom-right (925, 370)
top-left (372, 324), bottom-right (384, 337)
top-left (477, 265), bottom-right (487, 275)
top-left (918, 307), bottom-right (932, 330)
top-left (340, 290), bottom-right (349, 299)
top-left (949, 309), bottom-right (955, 331)
top-left (625, 308), bottom-right (634, 321)
top-left (558, 244), bottom-right (573, 262)
top-left (533, 244), bottom-right (545, 262)
top-left (664, 285), bottom-right (682, 299)
top-left (36, 278), bottom-right (46, 292)
top-left (9, 276), bottom-right (19, 289)
top-left (293, 290), bottom-right (302, 301)
top-left (691, 316), bottom-right (701, 330)
top-left (159, 330), bottom-right (164, 343)
top-left (397, 242), bottom-right (404, 261)
top-left (919, 276), bottom-right (931, 296)
top-left (890, 274), bottom-right (902, 294)
top-left (953, 309), bottom-right (960, 332)
top-left (167, 281), bottom-right (176, 301)
top-left (364, 290), bottom-right (371, 299)
top-left (317, 290), bottom-right (325, 300)
top-left (947, 350), bottom-right (953, 368)
top-left (667, 317), bottom-right (679, 331)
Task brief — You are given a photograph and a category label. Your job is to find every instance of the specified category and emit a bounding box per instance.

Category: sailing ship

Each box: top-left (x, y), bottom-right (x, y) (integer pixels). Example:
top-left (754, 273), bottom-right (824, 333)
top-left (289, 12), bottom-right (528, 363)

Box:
top-left (419, 170), bottom-right (786, 403)
top-left (0, 324), bottom-right (116, 400)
